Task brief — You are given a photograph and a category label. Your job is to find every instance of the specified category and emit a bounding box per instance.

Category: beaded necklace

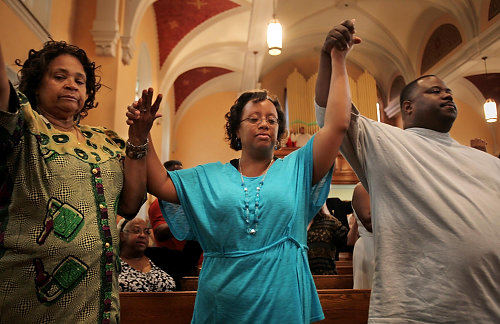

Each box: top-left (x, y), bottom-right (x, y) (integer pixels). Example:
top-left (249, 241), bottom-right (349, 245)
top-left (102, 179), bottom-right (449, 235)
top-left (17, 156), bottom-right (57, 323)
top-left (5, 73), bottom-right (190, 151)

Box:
top-left (238, 158), bottom-right (274, 235)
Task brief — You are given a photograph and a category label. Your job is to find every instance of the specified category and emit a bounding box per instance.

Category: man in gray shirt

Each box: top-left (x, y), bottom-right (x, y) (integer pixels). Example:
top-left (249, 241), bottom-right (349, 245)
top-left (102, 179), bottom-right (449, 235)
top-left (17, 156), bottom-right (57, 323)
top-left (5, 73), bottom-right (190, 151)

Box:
top-left (316, 20), bottom-right (500, 323)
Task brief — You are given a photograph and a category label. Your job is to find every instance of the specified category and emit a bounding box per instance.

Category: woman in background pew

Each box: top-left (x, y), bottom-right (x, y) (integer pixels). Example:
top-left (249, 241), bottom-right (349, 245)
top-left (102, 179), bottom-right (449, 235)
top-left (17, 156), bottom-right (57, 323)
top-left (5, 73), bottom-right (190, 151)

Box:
top-left (118, 218), bottom-right (176, 292)
top-left (126, 20), bottom-right (359, 324)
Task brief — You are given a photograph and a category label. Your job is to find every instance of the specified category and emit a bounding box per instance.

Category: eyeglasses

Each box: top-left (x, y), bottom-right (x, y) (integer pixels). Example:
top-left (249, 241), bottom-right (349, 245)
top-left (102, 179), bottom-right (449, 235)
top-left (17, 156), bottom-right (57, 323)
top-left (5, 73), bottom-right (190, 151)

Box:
top-left (241, 116), bottom-right (279, 126)
top-left (124, 227), bottom-right (151, 235)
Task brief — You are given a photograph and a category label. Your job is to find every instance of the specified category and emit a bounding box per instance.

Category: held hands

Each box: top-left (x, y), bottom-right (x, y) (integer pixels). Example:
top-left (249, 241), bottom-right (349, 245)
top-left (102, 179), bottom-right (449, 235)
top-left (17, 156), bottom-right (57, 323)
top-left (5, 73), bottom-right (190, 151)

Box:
top-left (322, 19), bottom-right (361, 59)
top-left (126, 88), bottom-right (162, 144)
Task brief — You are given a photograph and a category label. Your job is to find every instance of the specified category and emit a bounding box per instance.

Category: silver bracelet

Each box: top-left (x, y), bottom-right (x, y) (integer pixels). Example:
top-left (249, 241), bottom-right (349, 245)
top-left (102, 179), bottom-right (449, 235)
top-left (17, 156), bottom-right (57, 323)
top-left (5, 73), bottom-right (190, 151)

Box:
top-left (126, 138), bottom-right (149, 149)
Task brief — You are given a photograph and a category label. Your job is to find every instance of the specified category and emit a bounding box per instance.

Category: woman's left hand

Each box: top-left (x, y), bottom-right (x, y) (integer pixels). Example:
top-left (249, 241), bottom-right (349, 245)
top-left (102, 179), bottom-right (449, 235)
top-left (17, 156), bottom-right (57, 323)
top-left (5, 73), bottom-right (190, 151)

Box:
top-left (126, 88), bottom-right (162, 144)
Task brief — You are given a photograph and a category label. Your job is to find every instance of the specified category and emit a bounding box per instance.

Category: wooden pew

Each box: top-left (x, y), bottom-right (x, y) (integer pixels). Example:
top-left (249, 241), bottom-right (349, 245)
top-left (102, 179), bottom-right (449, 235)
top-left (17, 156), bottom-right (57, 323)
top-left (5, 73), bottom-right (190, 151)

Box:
top-left (179, 274), bottom-right (354, 291)
top-left (314, 275), bottom-right (353, 289)
top-left (336, 265), bottom-right (353, 275)
top-left (120, 289), bottom-right (370, 324)
top-left (318, 289), bottom-right (371, 323)
top-left (120, 292), bottom-right (195, 324)
top-left (339, 252), bottom-right (353, 260)
top-left (335, 260), bottom-right (352, 267)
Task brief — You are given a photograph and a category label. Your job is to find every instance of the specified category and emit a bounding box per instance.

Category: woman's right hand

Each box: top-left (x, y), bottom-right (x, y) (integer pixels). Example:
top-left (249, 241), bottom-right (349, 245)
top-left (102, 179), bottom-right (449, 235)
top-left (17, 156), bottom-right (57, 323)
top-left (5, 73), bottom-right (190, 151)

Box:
top-left (126, 88), bottom-right (162, 144)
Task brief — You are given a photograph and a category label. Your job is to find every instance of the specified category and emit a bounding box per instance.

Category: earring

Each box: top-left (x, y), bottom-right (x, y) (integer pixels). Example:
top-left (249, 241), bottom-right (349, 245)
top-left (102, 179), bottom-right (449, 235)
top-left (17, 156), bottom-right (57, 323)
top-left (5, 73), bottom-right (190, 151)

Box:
top-left (236, 138), bottom-right (242, 150)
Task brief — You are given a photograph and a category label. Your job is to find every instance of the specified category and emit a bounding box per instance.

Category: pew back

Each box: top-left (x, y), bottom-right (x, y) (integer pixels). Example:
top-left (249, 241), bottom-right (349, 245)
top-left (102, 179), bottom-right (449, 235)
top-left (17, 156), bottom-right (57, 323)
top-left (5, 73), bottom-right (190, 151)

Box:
top-left (120, 289), bottom-right (371, 324)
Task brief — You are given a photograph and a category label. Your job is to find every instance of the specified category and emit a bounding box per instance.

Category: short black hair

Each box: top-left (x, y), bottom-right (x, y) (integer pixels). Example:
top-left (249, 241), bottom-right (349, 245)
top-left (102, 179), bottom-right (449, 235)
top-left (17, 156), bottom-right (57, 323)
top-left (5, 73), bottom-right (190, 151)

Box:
top-left (224, 89), bottom-right (286, 151)
top-left (16, 40), bottom-right (101, 121)
top-left (163, 160), bottom-right (182, 171)
top-left (399, 75), bottom-right (436, 108)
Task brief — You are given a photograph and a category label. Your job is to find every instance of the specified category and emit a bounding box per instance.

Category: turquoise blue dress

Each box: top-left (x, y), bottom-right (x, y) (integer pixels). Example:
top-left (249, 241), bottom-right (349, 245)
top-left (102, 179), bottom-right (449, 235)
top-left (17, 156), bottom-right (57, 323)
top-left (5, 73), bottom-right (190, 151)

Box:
top-left (160, 137), bottom-right (333, 323)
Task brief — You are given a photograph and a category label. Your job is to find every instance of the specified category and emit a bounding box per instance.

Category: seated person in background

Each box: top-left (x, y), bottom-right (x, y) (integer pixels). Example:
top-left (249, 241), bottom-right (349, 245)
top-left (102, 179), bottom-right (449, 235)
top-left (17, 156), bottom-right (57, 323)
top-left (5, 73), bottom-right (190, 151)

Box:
top-left (470, 137), bottom-right (487, 152)
top-left (326, 197), bottom-right (354, 256)
top-left (118, 218), bottom-right (176, 292)
top-left (291, 126), bottom-right (312, 147)
top-left (351, 182), bottom-right (374, 289)
top-left (307, 203), bottom-right (349, 275)
top-left (147, 160), bottom-right (202, 285)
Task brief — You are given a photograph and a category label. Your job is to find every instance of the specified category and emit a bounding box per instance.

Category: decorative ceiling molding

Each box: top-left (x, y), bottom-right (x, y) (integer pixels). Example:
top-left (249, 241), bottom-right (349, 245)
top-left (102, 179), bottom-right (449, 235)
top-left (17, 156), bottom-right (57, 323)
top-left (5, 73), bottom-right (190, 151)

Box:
top-left (120, 0), bottom-right (156, 65)
top-left (159, 41), bottom-right (246, 99)
top-left (240, 0), bottom-right (273, 91)
top-left (429, 20), bottom-right (500, 83)
top-left (154, 0), bottom-right (240, 67)
top-left (91, 0), bottom-right (120, 57)
top-left (3, 0), bottom-right (51, 42)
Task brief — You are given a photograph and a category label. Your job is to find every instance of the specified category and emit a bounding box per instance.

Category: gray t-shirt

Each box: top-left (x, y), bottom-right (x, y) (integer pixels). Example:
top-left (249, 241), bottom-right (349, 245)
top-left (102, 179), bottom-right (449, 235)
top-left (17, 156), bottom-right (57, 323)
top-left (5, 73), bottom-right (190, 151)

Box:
top-left (316, 103), bottom-right (500, 323)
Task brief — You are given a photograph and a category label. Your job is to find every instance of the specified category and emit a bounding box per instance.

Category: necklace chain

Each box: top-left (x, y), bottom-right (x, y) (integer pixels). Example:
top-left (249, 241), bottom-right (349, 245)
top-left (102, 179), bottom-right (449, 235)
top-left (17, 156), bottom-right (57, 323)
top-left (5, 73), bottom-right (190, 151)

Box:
top-left (238, 158), bottom-right (274, 235)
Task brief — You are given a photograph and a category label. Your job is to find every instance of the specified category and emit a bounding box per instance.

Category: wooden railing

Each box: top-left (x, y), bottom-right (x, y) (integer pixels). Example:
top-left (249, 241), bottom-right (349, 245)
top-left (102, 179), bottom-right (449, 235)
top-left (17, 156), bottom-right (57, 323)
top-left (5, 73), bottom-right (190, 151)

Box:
top-left (179, 274), bottom-right (354, 291)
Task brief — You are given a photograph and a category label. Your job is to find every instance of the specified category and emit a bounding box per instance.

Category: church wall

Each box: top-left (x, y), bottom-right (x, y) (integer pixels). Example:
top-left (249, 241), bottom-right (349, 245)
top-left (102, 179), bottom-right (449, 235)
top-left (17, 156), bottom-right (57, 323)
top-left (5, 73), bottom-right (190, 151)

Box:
top-left (171, 91), bottom-right (239, 168)
top-left (113, 4), bottom-right (161, 144)
top-left (0, 1), bottom-right (43, 75)
top-left (451, 98), bottom-right (496, 154)
top-left (50, 0), bottom-right (76, 42)
top-left (71, 0), bottom-right (118, 131)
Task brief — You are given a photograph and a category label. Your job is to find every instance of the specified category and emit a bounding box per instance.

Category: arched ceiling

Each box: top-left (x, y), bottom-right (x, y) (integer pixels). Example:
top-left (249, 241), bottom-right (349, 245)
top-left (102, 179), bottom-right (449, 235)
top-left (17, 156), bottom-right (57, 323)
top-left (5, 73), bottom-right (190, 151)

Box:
top-left (123, 0), bottom-right (499, 119)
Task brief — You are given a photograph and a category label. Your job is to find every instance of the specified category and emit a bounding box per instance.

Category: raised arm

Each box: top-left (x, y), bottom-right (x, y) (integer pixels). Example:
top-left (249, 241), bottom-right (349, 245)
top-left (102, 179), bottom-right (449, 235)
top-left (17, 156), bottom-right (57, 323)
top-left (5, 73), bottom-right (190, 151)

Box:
top-left (119, 88), bottom-right (164, 218)
top-left (0, 43), bottom-right (10, 112)
top-left (125, 89), bottom-right (179, 204)
top-left (312, 20), bottom-right (361, 184)
top-left (146, 132), bottom-right (179, 203)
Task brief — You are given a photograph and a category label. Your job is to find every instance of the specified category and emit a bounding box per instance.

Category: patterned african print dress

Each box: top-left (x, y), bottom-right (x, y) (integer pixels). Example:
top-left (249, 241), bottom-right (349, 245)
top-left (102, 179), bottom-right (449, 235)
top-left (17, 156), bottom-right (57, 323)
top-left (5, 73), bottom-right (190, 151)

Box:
top-left (0, 88), bottom-right (125, 323)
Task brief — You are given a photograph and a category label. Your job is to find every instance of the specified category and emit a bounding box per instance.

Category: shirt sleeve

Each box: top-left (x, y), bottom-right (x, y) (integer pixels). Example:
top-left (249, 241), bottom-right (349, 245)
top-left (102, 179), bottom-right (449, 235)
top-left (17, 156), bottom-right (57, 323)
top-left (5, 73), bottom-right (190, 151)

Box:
top-left (158, 198), bottom-right (194, 241)
top-left (0, 84), bottom-right (27, 158)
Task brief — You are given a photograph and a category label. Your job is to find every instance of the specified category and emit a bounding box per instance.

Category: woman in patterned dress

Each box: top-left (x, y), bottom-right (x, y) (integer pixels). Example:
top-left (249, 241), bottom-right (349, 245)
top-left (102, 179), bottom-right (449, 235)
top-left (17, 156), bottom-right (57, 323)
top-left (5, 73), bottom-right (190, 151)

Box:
top-left (0, 41), bottom-right (154, 323)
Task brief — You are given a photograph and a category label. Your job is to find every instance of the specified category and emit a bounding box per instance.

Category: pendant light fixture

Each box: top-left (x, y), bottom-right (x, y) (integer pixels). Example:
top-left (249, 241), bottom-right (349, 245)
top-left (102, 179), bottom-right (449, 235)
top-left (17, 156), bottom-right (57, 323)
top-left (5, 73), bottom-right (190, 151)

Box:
top-left (267, 0), bottom-right (282, 56)
top-left (481, 56), bottom-right (497, 123)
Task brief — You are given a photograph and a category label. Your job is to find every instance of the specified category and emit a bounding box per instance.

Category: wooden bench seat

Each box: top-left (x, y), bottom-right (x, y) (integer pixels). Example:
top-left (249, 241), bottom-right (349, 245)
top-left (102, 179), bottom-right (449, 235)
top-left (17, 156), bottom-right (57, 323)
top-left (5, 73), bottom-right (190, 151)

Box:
top-left (179, 274), bottom-right (354, 291)
top-left (120, 289), bottom-right (370, 323)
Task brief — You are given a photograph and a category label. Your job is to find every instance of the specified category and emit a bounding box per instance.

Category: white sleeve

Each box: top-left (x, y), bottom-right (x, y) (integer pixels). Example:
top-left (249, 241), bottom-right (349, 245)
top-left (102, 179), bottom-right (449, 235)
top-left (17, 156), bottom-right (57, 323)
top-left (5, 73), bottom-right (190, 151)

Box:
top-left (314, 100), bottom-right (326, 128)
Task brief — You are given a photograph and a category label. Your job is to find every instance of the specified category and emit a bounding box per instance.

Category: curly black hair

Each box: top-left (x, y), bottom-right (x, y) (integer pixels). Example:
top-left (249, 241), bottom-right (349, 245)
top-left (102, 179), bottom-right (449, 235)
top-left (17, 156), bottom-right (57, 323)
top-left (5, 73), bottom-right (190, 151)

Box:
top-left (225, 89), bottom-right (286, 151)
top-left (15, 40), bottom-right (101, 121)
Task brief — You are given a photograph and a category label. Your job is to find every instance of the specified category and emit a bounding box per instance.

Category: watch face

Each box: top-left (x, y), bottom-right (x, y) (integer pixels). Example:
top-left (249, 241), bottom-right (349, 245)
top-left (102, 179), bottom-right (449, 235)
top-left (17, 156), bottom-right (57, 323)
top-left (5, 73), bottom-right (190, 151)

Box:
top-left (126, 147), bottom-right (147, 159)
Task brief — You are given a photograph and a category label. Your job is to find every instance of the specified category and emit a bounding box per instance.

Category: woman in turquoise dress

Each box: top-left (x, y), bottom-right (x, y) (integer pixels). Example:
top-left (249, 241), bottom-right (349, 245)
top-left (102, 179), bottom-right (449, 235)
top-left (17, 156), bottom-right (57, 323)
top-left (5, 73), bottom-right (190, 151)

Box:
top-left (127, 20), bottom-right (360, 323)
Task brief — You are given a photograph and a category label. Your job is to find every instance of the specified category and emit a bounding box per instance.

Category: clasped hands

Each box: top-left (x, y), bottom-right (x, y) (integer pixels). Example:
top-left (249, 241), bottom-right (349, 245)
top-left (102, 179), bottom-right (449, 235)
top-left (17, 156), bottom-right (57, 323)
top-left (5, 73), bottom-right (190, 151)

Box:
top-left (322, 19), bottom-right (362, 58)
top-left (126, 88), bottom-right (163, 145)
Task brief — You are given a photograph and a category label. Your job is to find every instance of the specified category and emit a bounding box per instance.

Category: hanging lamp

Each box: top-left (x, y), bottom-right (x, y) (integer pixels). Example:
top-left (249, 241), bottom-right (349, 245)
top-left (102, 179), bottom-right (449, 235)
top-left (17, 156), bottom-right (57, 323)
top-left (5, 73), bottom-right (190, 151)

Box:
top-left (482, 56), bottom-right (497, 123)
top-left (267, 1), bottom-right (282, 56)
